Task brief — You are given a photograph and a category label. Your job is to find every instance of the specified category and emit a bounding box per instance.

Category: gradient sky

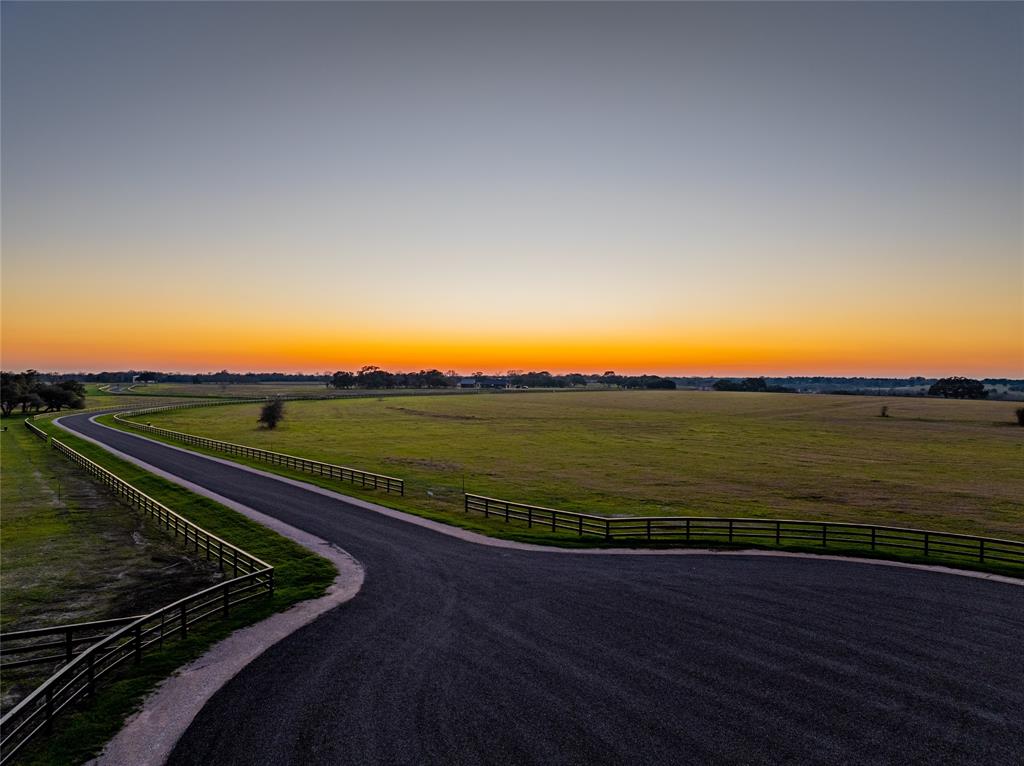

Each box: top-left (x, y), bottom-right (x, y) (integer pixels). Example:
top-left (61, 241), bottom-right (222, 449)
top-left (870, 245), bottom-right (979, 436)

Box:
top-left (2, 2), bottom-right (1022, 376)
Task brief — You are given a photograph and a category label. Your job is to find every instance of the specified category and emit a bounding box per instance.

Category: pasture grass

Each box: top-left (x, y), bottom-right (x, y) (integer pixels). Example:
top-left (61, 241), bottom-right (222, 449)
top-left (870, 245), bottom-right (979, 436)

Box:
top-left (115, 381), bottom-right (332, 398)
top-left (4, 417), bottom-right (336, 765)
top-left (120, 392), bottom-right (1023, 556)
top-left (0, 419), bottom-right (228, 712)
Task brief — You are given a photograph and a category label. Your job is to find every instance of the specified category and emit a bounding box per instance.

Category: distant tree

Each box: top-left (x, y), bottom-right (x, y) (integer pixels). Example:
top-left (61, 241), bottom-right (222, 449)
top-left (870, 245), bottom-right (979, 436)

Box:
top-left (2, 371), bottom-right (84, 415)
top-left (257, 397), bottom-right (285, 429)
top-left (1015, 407), bottom-right (1024, 427)
top-left (880, 406), bottom-right (889, 418)
top-left (713, 377), bottom-right (768, 392)
top-left (330, 371), bottom-right (356, 389)
top-left (645, 377), bottom-right (676, 390)
top-left (928, 377), bottom-right (988, 400)
top-left (356, 365), bottom-right (395, 389)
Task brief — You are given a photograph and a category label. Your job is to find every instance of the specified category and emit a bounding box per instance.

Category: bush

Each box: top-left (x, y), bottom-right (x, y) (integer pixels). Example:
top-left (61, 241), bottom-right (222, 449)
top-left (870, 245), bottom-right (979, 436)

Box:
top-left (1016, 408), bottom-right (1024, 427)
top-left (257, 398), bottom-right (285, 429)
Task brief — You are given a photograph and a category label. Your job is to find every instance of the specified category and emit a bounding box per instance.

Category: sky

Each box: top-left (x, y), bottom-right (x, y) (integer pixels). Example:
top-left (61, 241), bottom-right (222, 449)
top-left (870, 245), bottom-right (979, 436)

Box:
top-left (2, 2), bottom-right (1022, 377)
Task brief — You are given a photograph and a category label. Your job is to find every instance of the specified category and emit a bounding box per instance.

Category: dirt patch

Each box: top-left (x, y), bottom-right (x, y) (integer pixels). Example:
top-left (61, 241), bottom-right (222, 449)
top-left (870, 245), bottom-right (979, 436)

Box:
top-left (386, 406), bottom-right (482, 421)
top-left (385, 456), bottom-right (464, 472)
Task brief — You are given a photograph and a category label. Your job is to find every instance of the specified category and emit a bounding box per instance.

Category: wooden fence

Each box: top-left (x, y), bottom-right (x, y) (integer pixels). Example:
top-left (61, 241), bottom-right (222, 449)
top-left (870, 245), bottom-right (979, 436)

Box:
top-left (464, 494), bottom-right (1024, 568)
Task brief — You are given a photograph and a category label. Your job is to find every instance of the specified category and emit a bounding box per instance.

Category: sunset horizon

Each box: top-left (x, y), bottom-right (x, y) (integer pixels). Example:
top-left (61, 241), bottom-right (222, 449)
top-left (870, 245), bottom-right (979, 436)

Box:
top-left (2, 2), bottom-right (1020, 380)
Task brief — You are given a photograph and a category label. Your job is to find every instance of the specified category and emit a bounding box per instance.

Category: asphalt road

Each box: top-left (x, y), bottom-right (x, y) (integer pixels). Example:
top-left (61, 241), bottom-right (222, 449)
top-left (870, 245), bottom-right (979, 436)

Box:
top-left (60, 412), bottom-right (1024, 765)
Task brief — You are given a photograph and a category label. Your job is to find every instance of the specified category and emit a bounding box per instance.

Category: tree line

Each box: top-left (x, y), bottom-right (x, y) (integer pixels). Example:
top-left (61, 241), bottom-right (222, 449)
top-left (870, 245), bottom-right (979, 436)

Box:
top-left (1, 371), bottom-right (86, 416)
top-left (326, 368), bottom-right (677, 390)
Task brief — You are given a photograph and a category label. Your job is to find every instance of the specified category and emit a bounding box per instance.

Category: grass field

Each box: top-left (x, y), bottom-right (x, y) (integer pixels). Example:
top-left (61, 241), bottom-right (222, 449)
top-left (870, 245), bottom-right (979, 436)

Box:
top-left (132, 391), bottom-right (1024, 541)
top-left (0, 421), bottom-right (221, 631)
top-left (112, 382), bottom-right (332, 398)
top-left (0, 419), bottom-right (224, 712)
top-left (1, 416), bottom-right (336, 764)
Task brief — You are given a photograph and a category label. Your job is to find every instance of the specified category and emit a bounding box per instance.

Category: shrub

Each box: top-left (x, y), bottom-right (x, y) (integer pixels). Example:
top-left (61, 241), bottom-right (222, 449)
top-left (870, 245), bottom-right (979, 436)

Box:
top-left (257, 397), bottom-right (285, 429)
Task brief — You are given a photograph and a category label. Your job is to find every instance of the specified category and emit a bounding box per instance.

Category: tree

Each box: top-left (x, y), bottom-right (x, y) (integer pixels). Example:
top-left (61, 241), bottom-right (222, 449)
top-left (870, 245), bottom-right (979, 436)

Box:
top-left (928, 377), bottom-right (987, 400)
top-left (258, 397), bottom-right (285, 429)
top-left (1015, 408), bottom-right (1024, 427)
top-left (36, 383), bottom-right (85, 412)
top-left (329, 371), bottom-right (356, 389)
top-left (645, 377), bottom-right (676, 390)
top-left (356, 365), bottom-right (395, 389)
top-left (713, 377), bottom-right (768, 392)
top-left (2, 371), bottom-right (84, 415)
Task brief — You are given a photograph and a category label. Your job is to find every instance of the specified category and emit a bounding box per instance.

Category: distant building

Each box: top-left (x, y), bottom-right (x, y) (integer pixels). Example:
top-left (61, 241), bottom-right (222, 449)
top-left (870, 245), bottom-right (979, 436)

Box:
top-left (458, 377), bottom-right (509, 389)
top-left (477, 377), bottom-right (509, 389)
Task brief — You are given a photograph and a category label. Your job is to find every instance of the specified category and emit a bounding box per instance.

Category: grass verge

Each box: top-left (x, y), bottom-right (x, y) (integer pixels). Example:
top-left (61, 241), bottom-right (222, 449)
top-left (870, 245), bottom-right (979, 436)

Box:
top-left (9, 416), bottom-right (336, 766)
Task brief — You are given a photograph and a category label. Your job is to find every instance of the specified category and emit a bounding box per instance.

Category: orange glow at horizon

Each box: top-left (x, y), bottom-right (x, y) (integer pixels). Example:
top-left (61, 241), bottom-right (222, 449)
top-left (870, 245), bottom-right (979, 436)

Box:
top-left (3, 299), bottom-right (1021, 378)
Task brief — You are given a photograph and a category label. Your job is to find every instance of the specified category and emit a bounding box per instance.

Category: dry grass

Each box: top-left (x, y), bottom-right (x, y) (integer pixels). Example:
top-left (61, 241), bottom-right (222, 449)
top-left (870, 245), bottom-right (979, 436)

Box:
top-left (136, 391), bottom-right (1024, 539)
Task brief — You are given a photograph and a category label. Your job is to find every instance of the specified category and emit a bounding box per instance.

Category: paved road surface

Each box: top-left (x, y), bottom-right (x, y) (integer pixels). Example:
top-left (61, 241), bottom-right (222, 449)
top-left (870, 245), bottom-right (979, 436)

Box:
top-left (60, 412), bottom-right (1024, 765)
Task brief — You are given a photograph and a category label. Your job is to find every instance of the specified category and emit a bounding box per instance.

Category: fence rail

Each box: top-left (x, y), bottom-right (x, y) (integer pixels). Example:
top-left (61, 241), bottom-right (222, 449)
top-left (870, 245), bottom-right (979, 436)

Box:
top-left (0, 617), bottom-right (144, 673)
top-left (464, 494), bottom-right (1024, 568)
top-left (112, 402), bottom-right (404, 495)
top-left (0, 424), bottom-right (274, 765)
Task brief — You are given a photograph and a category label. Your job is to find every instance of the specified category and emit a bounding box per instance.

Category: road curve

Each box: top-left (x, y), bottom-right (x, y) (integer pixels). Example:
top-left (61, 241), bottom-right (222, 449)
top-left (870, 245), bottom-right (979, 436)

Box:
top-left (59, 411), bottom-right (1024, 765)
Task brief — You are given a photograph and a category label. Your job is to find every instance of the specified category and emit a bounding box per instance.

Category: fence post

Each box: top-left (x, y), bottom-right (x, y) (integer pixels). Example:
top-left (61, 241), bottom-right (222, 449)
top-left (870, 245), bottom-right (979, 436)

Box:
top-left (647, 519), bottom-right (651, 541)
top-left (504, 502), bottom-right (510, 523)
top-left (268, 569), bottom-right (275, 598)
top-left (923, 532), bottom-right (929, 557)
top-left (871, 527), bottom-right (876, 551)
top-left (223, 583), bottom-right (231, 617)
top-left (527, 507), bottom-right (532, 528)
top-left (728, 519), bottom-right (733, 544)
top-left (775, 521), bottom-right (781, 546)
top-left (134, 624), bottom-right (142, 665)
top-left (979, 539), bottom-right (985, 563)
top-left (551, 510), bottom-right (557, 532)
top-left (65, 629), bottom-right (74, 664)
top-left (181, 603), bottom-right (188, 638)
top-left (606, 518), bottom-right (611, 541)
top-left (822, 525), bottom-right (827, 547)
top-left (87, 652), bottom-right (95, 697)
top-left (45, 687), bottom-right (54, 732)
top-left (686, 518), bottom-right (691, 541)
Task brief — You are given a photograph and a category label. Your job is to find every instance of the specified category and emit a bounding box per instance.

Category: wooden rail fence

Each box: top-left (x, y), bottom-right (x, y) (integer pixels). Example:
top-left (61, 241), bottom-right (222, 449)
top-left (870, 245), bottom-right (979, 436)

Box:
top-left (0, 421), bottom-right (274, 765)
top-left (112, 402), bottom-right (404, 495)
top-left (464, 494), bottom-right (1024, 568)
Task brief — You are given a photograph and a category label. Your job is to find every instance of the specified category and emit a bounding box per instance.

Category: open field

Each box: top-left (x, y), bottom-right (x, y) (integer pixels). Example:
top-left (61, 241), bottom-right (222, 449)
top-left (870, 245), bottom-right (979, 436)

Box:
top-left (0, 421), bottom-right (221, 632)
top-left (1, 418), bottom-right (337, 764)
top-left (132, 391), bottom-right (1024, 541)
top-left (0, 419), bottom-right (222, 712)
top-left (110, 382), bottom-right (332, 398)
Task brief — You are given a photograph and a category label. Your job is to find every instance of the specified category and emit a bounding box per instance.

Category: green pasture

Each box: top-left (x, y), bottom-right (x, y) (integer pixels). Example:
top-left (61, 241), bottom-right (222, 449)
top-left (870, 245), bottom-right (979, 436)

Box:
top-left (128, 391), bottom-right (1024, 542)
top-left (115, 382), bottom-right (331, 398)
top-left (1, 416), bottom-right (336, 764)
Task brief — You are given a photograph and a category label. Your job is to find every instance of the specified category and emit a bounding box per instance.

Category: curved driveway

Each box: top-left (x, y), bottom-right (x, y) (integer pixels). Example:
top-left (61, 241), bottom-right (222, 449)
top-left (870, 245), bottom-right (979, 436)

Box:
top-left (60, 411), bottom-right (1024, 765)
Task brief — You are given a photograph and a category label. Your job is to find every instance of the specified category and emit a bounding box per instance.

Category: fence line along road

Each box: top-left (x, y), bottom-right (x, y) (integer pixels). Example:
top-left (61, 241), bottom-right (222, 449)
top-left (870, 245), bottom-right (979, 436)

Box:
top-left (1, 617), bottom-right (144, 674)
top-left (464, 494), bottom-right (1024, 570)
top-left (0, 420), bottom-right (275, 765)
top-left (112, 400), bottom-right (405, 495)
